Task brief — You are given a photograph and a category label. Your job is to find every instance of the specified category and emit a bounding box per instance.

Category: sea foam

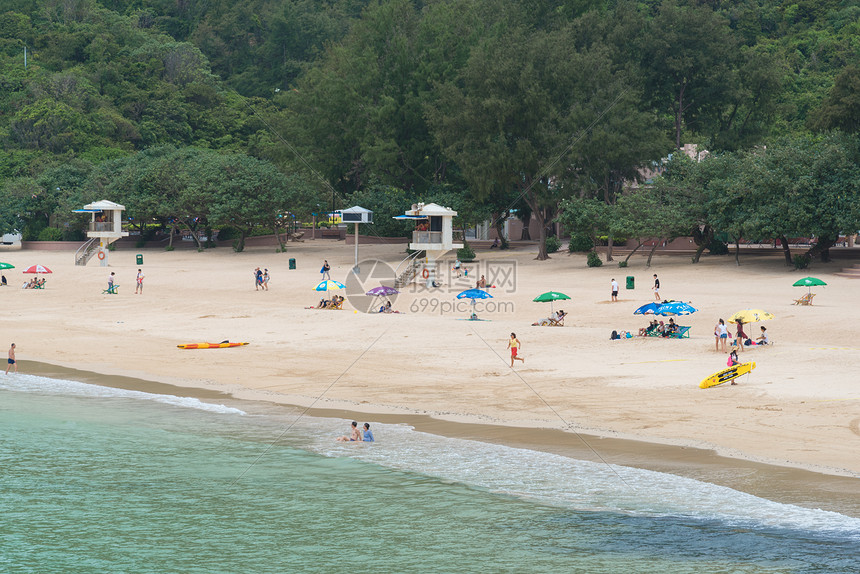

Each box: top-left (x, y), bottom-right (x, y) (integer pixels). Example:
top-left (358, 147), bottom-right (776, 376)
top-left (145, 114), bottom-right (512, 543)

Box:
top-left (301, 418), bottom-right (860, 540)
top-left (0, 373), bottom-right (246, 415)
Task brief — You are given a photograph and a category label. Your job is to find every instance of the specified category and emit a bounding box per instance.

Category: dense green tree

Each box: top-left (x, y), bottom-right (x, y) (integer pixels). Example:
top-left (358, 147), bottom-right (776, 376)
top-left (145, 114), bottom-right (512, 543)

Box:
top-left (808, 66), bottom-right (860, 133)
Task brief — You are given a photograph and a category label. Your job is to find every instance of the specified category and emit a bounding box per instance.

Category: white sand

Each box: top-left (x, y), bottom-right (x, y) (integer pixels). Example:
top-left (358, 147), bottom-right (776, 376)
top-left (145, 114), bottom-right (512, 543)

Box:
top-left (3, 241), bottom-right (859, 476)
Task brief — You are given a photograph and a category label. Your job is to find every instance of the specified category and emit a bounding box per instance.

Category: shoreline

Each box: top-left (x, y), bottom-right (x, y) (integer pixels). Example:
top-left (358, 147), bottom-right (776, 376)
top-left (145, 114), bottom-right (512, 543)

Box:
top-left (23, 359), bottom-right (860, 518)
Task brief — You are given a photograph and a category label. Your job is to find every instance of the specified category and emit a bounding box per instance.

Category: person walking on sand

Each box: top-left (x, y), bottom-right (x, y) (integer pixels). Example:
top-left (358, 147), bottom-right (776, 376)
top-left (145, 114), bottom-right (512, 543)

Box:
top-left (6, 343), bottom-right (17, 374)
top-left (321, 260), bottom-right (331, 280)
top-left (653, 274), bottom-right (661, 301)
top-left (715, 318), bottom-right (728, 352)
top-left (254, 267), bottom-right (262, 290)
top-left (135, 269), bottom-right (145, 294)
top-left (108, 272), bottom-right (115, 291)
top-left (507, 333), bottom-right (524, 367)
top-left (262, 269), bottom-right (270, 291)
top-left (611, 278), bottom-right (619, 302)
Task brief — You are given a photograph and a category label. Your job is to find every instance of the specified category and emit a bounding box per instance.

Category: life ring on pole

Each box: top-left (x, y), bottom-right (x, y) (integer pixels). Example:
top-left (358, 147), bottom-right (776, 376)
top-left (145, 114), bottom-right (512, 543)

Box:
top-left (97, 251), bottom-right (106, 260)
top-left (422, 268), bottom-right (430, 279)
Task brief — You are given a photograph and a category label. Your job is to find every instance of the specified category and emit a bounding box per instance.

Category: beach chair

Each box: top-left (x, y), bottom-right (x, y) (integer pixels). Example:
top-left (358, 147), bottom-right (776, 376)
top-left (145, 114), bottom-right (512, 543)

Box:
top-left (328, 299), bottom-right (343, 310)
top-left (32, 282), bottom-right (45, 289)
top-left (547, 316), bottom-right (564, 326)
top-left (667, 326), bottom-right (691, 339)
top-left (793, 293), bottom-right (815, 306)
top-left (102, 284), bottom-right (119, 294)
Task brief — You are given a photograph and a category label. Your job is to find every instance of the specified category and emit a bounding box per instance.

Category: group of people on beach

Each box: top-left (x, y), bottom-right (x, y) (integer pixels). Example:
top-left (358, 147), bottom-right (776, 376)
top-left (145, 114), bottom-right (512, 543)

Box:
top-left (636, 318), bottom-right (681, 337)
top-left (714, 318), bottom-right (768, 353)
top-left (253, 267), bottom-right (270, 290)
top-left (336, 421), bottom-right (375, 442)
top-left (21, 277), bottom-right (46, 289)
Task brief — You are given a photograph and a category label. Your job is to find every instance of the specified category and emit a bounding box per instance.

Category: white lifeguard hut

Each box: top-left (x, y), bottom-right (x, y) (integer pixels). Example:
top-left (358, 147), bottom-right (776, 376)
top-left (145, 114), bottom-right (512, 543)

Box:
top-left (73, 200), bottom-right (129, 266)
top-left (396, 202), bottom-right (463, 288)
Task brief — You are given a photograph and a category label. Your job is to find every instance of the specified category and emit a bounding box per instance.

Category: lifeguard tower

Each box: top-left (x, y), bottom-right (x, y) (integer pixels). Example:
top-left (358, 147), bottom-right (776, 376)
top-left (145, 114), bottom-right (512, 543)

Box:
top-left (394, 202), bottom-right (462, 288)
top-left (73, 200), bottom-right (129, 266)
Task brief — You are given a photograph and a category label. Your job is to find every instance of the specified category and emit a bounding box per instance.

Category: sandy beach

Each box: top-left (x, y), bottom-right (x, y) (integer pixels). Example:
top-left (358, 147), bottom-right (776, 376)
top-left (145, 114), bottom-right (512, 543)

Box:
top-left (3, 241), bottom-right (859, 484)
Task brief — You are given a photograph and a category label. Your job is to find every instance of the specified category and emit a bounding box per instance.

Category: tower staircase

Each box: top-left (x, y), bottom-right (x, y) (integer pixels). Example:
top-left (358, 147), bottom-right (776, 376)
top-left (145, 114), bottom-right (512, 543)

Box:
top-left (75, 238), bottom-right (100, 266)
top-left (393, 251), bottom-right (423, 288)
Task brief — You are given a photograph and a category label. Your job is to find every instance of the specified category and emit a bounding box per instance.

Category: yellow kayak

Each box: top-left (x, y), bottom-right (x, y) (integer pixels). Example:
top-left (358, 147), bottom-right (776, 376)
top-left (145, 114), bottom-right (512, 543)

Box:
top-left (700, 361), bottom-right (756, 388)
top-left (177, 342), bottom-right (249, 349)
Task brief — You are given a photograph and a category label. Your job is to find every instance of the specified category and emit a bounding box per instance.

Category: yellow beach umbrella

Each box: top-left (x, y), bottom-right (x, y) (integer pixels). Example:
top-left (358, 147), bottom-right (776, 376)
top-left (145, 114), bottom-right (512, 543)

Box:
top-left (728, 309), bottom-right (774, 324)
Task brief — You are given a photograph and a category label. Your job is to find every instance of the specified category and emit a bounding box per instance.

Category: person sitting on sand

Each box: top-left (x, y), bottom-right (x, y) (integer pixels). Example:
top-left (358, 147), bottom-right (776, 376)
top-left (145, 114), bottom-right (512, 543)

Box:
top-left (362, 423), bottom-right (375, 442)
top-left (1, 275), bottom-right (7, 286)
top-left (476, 275), bottom-right (487, 289)
top-left (336, 421), bottom-right (363, 442)
top-left (756, 326), bottom-right (769, 345)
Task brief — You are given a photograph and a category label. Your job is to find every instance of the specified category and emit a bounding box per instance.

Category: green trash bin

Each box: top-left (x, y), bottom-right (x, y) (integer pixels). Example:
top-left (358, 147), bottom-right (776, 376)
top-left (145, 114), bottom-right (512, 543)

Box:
top-left (136, 254), bottom-right (143, 265)
top-left (626, 276), bottom-right (634, 289)
top-left (289, 258), bottom-right (296, 270)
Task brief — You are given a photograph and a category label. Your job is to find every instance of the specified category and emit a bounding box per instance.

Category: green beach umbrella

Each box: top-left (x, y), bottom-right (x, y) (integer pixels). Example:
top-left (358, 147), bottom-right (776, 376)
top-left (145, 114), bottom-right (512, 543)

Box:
top-left (533, 291), bottom-right (571, 313)
top-left (792, 276), bottom-right (826, 295)
top-left (0, 262), bottom-right (14, 270)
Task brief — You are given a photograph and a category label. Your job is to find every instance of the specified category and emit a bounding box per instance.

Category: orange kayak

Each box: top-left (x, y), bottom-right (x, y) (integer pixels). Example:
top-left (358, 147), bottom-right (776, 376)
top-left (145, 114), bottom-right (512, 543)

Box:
top-left (177, 342), bottom-right (249, 349)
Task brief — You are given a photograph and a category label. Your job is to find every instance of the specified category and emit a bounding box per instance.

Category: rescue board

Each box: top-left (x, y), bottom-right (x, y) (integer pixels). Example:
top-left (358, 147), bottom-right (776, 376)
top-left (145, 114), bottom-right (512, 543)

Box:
top-left (699, 361), bottom-right (756, 388)
top-left (177, 342), bottom-right (249, 349)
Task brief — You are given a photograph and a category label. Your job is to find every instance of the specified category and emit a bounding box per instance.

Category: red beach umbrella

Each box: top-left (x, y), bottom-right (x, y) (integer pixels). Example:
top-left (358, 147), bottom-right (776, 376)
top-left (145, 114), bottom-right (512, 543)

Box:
top-left (22, 264), bottom-right (53, 274)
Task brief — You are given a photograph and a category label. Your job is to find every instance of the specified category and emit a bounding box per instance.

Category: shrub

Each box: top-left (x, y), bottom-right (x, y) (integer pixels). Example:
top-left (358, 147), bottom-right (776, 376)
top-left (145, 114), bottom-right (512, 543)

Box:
top-left (545, 236), bottom-right (561, 253)
top-left (568, 233), bottom-right (593, 252)
top-left (36, 227), bottom-right (63, 241)
top-left (618, 260), bottom-right (628, 268)
top-left (165, 245), bottom-right (175, 251)
top-left (457, 242), bottom-right (476, 261)
top-left (62, 228), bottom-right (86, 241)
top-left (587, 251), bottom-right (603, 267)
top-left (793, 254), bottom-right (811, 270)
top-left (707, 238), bottom-right (729, 255)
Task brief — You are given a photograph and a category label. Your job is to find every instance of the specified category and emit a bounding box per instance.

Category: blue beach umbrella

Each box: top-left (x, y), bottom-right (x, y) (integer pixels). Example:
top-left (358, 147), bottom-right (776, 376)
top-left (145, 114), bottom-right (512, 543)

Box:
top-left (456, 288), bottom-right (493, 300)
top-left (456, 288), bottom-right (493, 319)
top-left (655, 301), bottom-right (698, 316)
top-left (314, 280), bottom-right (346, 291)
top-left (633, 302), bottom-right (662, 315)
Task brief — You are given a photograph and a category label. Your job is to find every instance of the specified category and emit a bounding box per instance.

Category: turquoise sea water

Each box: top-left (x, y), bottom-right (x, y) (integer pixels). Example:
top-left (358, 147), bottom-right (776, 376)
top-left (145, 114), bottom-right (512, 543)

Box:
top-left (1, 374), bottom-right (858, 573)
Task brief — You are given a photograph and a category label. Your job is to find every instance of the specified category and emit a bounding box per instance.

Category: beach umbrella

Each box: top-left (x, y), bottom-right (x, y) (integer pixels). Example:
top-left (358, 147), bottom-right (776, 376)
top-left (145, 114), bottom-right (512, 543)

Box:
top-left (792, 276), bottom-right (826, 295)
top-left (533, 291), bottom-right (570, 313)
top-left (456, 288), bottom-right (493, 318)
top-left (365, 285), bottom-right (399, 297)
top-left (22, 264), bottom-right (52, 274)
top-left (728, 309), bottom-right (774, 324)
top-left (456, 288), bottom-right (493, 300)
top-left (633, 302), bottom-right (662, 315)
top-left (0, 262), bottom-right (14, 270)
top-left (654, 301), bottom-right (698, 316)
top-left (314, 280), bottom-right (345, 291)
